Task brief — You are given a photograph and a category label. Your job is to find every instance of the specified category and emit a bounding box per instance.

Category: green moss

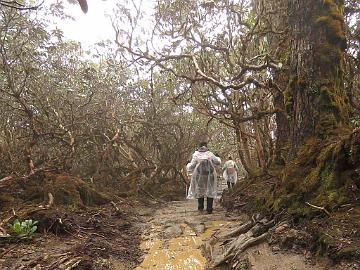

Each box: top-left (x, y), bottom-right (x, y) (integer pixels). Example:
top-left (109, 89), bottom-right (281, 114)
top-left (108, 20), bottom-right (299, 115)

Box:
top-left (314, 81), bottom-right (349, 137)
top-left (269, 128), bottom-right (360, 216)
top-left (315, 0), bottom-right (347, 50)
top-left (301, 166), bottom-right (322, 193)
top-left (316, 43), bottom-right (342, 68)
top-left (42, 173), bottom-right (110, 207)
top-left (268, 161), bottom-right (285, 176)
top-left (312, 0), bottom-right (349, 138)
top-left (321, 165), bottom-right (336, 189)
top-left (315, 16), bottom-right (345, 45)
top-left (327, 191), bottom-right (338, 201)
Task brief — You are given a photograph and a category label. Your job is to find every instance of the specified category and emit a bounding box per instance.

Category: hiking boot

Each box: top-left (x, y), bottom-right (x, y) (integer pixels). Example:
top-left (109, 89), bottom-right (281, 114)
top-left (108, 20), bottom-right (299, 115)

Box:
top-left (197, 198), bottom-right (204, 211)
top-left (206, 197), bottom-right (214, 214)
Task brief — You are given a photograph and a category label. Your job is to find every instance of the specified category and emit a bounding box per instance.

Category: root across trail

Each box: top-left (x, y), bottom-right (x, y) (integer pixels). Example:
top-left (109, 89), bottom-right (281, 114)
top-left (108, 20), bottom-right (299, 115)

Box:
top-left (135, 199), bottom-right (330, 270)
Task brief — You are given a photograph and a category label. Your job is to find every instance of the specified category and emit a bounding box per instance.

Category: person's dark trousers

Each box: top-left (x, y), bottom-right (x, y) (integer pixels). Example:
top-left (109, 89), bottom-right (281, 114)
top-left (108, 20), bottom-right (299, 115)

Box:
top-left (227, 181), bottom-right (235, 189)
top-left (206, 197), bottom-right (213, 214)
top-left (198, 197), bottom-right (204, 211)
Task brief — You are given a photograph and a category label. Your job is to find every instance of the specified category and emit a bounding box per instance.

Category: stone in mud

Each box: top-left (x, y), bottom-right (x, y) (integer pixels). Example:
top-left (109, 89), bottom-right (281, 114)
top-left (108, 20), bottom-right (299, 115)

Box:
top-left (194, 223), bottom-right (206, 235)
top-left (163, 225), bottom-right (183, 238)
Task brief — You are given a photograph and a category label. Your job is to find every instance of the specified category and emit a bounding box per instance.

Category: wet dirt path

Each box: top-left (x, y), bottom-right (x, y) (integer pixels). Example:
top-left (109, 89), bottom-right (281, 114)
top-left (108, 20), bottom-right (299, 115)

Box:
top-left (134, 199), bottom-right (236, 270)
top-left (134, 199), bottom-right (329, 270)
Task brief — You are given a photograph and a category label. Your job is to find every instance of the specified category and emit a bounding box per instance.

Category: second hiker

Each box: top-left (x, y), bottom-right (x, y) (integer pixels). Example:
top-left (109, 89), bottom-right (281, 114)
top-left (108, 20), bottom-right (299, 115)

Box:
top-left (223, 156), bottom-right (239, 189)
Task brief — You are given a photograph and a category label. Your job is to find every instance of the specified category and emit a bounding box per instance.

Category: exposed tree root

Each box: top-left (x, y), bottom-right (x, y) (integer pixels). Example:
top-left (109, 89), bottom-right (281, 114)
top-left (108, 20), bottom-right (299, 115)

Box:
top-left (208, 218), bottom-right (274, 269)
top-left (305, 202), bottom-right (331, 216)
top-left (220, 221), bottom-right (253, 239)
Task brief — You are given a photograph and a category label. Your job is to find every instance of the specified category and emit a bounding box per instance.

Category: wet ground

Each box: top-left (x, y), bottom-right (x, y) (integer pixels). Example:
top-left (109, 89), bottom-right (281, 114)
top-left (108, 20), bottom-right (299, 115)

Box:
top-left (134, 199), bottom-right (328, 270)
top-left (0, 203), bottom-right (142, 270)
top-left (135, 200), bottom-right (235, 270)
top-left (1, 197), bottom-right (357, 269)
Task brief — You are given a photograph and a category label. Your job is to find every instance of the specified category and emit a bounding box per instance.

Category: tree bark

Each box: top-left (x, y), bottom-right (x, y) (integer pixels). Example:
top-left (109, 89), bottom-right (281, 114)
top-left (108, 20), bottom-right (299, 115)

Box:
top-left (285, 0), bottom-right (350, 151)
top-left (267, 0), bottom-right (354, 214)
top-left (253, 118), bottom-right (267, 172)
top-left (235, 125), bottom-right (257, 176)
top-left (273, 84), bottom-right (290, 163)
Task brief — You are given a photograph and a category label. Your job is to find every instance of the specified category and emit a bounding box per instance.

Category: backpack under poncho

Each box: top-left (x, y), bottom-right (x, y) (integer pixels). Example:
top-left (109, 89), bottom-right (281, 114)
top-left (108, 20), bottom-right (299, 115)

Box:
top-left (197, 159), bottom-right (214, 175)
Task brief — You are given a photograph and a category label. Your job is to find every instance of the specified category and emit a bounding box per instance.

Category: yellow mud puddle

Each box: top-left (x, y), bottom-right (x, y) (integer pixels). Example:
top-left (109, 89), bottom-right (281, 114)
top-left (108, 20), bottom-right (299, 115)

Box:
top-left (135, 220), bottom-right (233, 270)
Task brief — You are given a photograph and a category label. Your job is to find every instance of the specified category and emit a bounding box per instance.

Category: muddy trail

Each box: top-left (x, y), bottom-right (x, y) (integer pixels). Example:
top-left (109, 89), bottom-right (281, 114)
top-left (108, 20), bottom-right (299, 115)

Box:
top-left (135, 199), bottom-right (332, 270)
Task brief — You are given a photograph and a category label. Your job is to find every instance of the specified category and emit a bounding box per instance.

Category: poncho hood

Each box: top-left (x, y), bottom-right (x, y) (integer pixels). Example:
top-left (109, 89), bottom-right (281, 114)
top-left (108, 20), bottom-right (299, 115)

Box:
top-left (198, 146), bottom-right (208, 152)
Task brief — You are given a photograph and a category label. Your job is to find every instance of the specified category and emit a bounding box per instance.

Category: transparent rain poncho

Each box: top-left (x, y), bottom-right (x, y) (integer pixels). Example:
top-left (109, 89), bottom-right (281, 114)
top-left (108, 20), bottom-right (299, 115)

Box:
top-left (186, 148), bottom-right (221, 199)
top-left (223, 160), bottom-right (238, 184)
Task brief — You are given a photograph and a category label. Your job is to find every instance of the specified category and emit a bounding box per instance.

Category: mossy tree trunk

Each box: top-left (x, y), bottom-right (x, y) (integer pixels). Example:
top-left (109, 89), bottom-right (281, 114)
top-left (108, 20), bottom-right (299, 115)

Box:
top-left (267, 0), bottom-right (360, 214)
top-left (285, 0), bottom-right (350, 150)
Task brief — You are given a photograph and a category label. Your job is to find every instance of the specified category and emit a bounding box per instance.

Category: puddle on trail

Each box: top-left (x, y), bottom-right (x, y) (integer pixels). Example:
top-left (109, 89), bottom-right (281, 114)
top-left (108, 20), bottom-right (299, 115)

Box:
top-left (135, 220), bottom-right (233, 270)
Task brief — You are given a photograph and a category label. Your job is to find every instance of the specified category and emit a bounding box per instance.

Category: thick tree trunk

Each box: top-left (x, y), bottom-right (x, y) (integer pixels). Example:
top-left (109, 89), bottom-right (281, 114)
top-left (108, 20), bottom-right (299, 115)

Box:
top-left (239, 123), bottom-right (253, 165)
top-left (267, 0), bottom-right (356, 215)
top-left (263, 0), bottom-right (349, 161)
top-left (285, 0), bottom-right (350, 150)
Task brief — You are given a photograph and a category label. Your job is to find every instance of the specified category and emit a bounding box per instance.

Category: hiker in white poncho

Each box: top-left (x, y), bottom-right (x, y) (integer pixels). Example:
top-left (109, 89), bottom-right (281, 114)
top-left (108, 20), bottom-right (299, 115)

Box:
top-left (223, 156), bottom-right (239, 189)
top-left (186, 142), bottom-right (221, 214)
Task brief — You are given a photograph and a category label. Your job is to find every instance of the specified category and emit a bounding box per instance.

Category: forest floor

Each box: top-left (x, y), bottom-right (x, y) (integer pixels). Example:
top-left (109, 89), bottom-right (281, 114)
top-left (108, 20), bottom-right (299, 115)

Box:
top-left (0, 173), bottom-right (145, 269)
top-left (1, 173), bottom-right (359, 269)
top-left (0, 200), bottom-right (144, 270)
top-left (1, 196), bottom-right (359, 270)
top-left (134, 199), bottom-right (349, 270)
